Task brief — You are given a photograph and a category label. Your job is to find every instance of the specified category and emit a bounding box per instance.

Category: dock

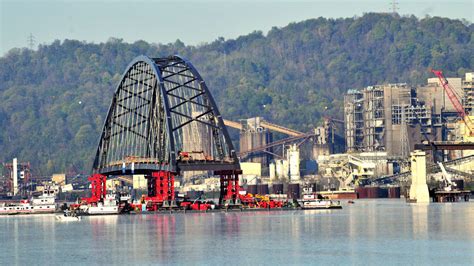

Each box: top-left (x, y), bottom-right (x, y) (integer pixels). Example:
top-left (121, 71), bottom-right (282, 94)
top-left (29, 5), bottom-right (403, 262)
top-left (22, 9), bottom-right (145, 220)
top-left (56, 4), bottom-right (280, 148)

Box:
top-left (433, 190), bottom-right (471, 202)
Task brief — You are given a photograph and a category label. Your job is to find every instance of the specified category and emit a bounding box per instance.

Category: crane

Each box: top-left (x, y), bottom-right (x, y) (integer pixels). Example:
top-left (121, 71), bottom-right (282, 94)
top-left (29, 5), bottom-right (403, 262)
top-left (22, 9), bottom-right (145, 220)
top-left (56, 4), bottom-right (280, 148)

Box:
top-left (431, 69), bottom-right (474, 136)
top-left (437, 162), bottom-right (457, 192)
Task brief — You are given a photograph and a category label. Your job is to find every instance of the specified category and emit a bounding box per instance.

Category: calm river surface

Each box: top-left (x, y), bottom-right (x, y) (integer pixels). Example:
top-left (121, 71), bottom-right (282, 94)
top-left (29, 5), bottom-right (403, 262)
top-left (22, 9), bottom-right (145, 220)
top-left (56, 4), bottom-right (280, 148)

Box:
top-left (1, 199), bottom-right (473, 265)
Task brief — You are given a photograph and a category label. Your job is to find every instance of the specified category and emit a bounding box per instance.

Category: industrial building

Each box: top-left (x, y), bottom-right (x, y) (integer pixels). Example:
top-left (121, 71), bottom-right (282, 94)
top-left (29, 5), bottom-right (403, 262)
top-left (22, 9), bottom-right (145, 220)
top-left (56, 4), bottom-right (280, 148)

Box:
top-left (344, 73), bottom-right (474, 157)
top-left (268, 144), bottom-right (301, 181)
top-left (462, 73), bottom-right (474, 117)
top-left (52, 173), bottom-right (66, 186)
top-left (311, 119), bottom-right (343, 158)
top-left (1, 158), bottom-right (31, 197)
top-left (238, 117), bottom-right (273, 165)
top-left (240, 162), bottom-right (262, 185)
top-left (224, 116), bottom-right (342, 171)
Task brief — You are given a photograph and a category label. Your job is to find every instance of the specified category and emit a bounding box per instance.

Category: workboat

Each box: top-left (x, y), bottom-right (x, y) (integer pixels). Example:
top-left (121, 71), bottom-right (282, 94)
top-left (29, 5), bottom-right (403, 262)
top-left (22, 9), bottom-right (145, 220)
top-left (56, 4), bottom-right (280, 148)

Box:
top-left (79, 193), bottom-right (120, 215)
top-left (298, 194), bottom-right (342, 210)
top-left (0, 189), bottom-right (57, 215)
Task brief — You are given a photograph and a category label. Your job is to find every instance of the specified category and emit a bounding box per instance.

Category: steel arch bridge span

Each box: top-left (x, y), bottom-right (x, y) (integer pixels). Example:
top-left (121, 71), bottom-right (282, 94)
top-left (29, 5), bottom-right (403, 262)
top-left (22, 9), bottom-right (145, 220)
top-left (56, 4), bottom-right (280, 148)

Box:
top-left (93, 55), bottom-right (239, 176)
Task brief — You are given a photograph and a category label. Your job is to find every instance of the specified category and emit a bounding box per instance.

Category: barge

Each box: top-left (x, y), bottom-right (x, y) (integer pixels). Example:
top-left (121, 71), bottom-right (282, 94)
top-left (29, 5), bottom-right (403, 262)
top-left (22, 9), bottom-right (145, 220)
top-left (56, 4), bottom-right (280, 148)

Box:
top-left (318, 190), bottom-right (358, 200)
top-left (297, 194), bottom-right (342, 209)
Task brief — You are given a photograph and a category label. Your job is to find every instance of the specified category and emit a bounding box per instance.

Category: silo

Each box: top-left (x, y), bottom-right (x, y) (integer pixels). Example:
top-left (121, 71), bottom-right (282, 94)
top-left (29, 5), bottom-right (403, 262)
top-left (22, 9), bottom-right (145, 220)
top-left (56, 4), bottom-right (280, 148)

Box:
top-left (239, 117), bottom-right (272, 165)
top-left (282, 160), bottom-right (289, 178)
top-left (288, 144), bottom-right (300, 181)
top-left (269, 162), bottom-right (276, 181)
top-left (276, 159), bottom-right (288, 178)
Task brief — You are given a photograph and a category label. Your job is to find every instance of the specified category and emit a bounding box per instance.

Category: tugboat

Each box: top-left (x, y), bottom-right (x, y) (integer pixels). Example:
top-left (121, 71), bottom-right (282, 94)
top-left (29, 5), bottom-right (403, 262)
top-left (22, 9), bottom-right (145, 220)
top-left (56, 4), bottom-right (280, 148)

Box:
top-left (298, 193), bottom-right (342, 209)
top-left (70, 174), bottom-right (129, 215)
top-left (79, 193), bottom-right (120, 215)
top-left (0, 188), bottom-right (57, 215)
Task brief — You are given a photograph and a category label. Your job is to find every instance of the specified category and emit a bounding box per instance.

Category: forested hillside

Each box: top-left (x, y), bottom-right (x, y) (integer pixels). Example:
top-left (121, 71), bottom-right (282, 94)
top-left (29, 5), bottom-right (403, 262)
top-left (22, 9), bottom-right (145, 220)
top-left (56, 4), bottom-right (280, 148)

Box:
top-left (0, 13), bottom-right (472, 175)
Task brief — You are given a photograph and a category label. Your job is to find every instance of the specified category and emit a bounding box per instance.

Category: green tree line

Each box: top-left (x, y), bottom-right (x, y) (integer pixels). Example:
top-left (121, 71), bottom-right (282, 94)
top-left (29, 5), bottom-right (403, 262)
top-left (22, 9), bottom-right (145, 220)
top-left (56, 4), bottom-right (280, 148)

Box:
top-left (0, 13), bottom-right (472, 175)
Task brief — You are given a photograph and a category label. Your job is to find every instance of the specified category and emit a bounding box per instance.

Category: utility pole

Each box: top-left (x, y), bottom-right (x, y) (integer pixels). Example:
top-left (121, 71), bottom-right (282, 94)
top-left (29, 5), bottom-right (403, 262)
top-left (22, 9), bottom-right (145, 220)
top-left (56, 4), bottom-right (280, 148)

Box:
top-left (27, 33), bottom-right (36, 50)
top-left (390, 0), bottom-right (399, 15)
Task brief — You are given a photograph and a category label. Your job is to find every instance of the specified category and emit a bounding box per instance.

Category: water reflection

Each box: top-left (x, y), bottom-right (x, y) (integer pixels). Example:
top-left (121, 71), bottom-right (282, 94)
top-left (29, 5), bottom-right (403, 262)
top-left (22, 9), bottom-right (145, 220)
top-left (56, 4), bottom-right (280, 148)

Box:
top-left (1, 201), bottom-right (474, 265)
top-left (151, 214), bottom-right (176, 263)
top-left (0, 215), bottom-right (57, 265)
top-left (223, 212), bottom-right (240, 236)
top-left (411, 203), bottom-right (429, 238)
top-left (88, 214), bottom-right (119, 225)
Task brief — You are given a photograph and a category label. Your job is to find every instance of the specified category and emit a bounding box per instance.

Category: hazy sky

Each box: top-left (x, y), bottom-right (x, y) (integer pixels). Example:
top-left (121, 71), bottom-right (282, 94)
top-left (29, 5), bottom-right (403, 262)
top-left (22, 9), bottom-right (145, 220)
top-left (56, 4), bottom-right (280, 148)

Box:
top-left (1, 0), bottom-right (473, 56)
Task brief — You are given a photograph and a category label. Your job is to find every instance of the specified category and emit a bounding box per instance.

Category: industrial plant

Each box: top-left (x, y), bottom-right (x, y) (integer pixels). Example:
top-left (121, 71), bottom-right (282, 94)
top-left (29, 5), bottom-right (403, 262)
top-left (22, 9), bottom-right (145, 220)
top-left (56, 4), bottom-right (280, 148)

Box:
top-left (1, 57), bottom-right (473, 213)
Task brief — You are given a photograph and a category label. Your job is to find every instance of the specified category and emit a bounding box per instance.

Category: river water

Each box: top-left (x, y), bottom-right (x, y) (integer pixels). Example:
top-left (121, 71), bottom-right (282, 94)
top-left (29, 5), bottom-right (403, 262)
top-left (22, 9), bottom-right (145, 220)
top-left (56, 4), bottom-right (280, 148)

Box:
top-left (1, 199), bottom-right (473, 265)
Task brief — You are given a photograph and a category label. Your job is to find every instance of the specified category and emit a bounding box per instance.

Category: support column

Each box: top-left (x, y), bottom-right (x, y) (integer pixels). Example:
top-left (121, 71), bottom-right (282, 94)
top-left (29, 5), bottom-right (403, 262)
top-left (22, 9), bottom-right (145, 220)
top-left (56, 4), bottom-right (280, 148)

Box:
top-left (82, 173), bottom-right (107, 204)
top-left (146, 171), bottom-right (176, 208)
top-left (216, 170), bottom-right (242, 206)
top-left (12, 158), bottom-right (18, 196)
top-left (409, 150), bottom-right (430, 203)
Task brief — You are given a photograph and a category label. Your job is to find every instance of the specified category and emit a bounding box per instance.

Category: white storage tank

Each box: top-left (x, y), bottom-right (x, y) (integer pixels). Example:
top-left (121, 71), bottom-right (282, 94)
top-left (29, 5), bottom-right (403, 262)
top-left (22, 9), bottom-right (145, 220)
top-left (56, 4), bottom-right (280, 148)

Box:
top-left (275, 159), bottom-right (289, 178)
top-left (269, 162), bottom-right (276, 181)
top-left (288, 144), bottom-right (300, 181)
top-left (283, 160), bottom-right (289, 179)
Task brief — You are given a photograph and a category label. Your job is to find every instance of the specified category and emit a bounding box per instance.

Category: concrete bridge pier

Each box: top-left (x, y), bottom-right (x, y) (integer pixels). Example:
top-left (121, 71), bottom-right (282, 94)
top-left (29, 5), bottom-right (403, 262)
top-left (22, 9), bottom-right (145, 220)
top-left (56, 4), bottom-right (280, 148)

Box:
top-left (409, 150), bottom-right (430, 203)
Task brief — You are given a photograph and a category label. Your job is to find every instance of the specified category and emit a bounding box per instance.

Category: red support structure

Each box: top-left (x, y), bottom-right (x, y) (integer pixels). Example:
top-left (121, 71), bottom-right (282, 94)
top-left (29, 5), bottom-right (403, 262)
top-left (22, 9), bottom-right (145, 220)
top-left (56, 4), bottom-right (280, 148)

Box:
top-left (81, 173), bottom-right (107, 204)
top-left (145, 171), bottom-right (176, 209)
top-left (216, 170), bottom-right (242, 206)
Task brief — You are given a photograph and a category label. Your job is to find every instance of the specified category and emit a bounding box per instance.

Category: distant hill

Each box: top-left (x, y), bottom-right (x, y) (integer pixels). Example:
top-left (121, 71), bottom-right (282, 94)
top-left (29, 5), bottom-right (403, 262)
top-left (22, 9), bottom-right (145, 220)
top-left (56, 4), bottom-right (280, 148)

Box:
top-left (0, 13), bottom-right (472, 175)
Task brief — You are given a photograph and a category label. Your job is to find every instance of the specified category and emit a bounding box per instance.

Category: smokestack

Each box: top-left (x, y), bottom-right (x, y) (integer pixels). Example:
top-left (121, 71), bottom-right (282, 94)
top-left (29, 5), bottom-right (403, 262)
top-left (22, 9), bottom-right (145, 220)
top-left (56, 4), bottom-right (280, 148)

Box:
top-left (13, 158), bottom-right (18, 196)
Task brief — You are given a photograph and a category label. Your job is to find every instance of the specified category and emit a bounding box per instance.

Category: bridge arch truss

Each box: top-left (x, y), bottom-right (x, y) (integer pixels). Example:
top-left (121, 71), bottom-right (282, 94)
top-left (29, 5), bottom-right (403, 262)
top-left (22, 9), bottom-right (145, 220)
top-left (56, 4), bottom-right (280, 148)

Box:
top-left (93, 55), bottom-right (239, 175)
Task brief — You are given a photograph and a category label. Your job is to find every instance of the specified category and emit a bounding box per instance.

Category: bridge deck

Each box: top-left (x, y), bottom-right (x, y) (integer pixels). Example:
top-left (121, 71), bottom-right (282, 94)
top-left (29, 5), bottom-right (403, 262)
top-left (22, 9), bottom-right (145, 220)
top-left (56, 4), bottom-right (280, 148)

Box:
top-left (98, 159), bottom-right (240, 175)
